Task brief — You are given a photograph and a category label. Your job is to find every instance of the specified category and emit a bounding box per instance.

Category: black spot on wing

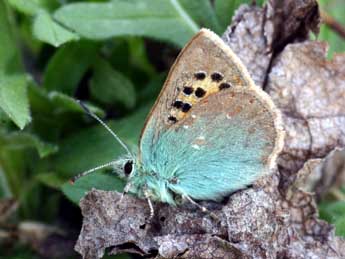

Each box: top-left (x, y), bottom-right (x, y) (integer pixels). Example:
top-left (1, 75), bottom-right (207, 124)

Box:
top-left (172, 100), bottom-right (183, 108)
top-left (181, 103), bottom-right (192, 112)
top-left (211, 72), bottom-right (224, 82)
top-left (219, 82), bottom-right (231, 90)
top-left (168, 116), bottom-right (177, 123)
top-left (195, 87), bottom-right (206, 98)
top-left (194, 71), bottom-right (206, 80)
top-left (183, 86), bottom-right (194, 95)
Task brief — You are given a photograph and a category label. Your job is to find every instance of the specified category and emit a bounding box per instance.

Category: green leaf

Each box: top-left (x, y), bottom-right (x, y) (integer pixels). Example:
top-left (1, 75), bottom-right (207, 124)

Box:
top-left (54, 0), bottom-right (199, 47)
top-left (179, 0), bottom-right (222, 33)
top-left (215, 0), bottom-right (246, 30)
top-left (8, 0), bottom-right (59, 16)
top-left (127, 37), bottom-right (156, 77)
top-left (62, 173), bottom-right (125, 204)
top-left (318, 0), bottom-right (345, 57)
top-left (319, 201), bottom-right (345, 237)
top-left (214, 0), bottom-right (266, 31)
top-left (36, 172), bottom-right (65, 189)
top-left (138, 73), bottom-right (166, 105)
top-left (8, 0), bottom-right (43, 16)
top-left (215, 0), bottom-right (235, 30)
top-left (48, 91), bottom-right (105, 116)
top-left (90, 58), bottom-right (136, 109)
top-left (0, 165), bottom-right (12, 198)
top-left (43, 41), bottom-right (98, 94)
top-left (28, 82), bottom-right (104, 117)
top-left (0, 131), bottom-right (58, 158)
top-left (27, 82), bottom-right (105, 145)
top-left (0, 2), bottom-right (30, 129)
top-left (0, 148), bottom-right (33, 201)
top-left (0, 109), bottom-right (11, 127)
top-left (27, 81), bottom-right (54, 114)
top-left (0, 75), bottom-right (30, 129)
top-left (49, 106), bottom-right (149, 178)
top-left (33, 10), bottom-right (79, 47)
top-left (334, 216), bottom-right (345, 237)
top-left (323, 201), bottom-right (345, 219)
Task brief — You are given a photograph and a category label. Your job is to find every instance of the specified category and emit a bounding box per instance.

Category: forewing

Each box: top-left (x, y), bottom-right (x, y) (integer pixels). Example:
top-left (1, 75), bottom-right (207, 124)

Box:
top-left (139, 29), bottom-right (284, 201)
top-left (139, 29), bottom-right (254, 153)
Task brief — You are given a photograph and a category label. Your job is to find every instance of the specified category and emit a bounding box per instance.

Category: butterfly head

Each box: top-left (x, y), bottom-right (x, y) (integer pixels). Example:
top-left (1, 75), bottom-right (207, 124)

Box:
top-left (113, 158), bottom-right (145, 193)
top-left (111, 157), bottom-right (145, 196)
top-left (112, 156), bottom-right (136, 180)
top-left (113, 159), bottom-right (176, 204)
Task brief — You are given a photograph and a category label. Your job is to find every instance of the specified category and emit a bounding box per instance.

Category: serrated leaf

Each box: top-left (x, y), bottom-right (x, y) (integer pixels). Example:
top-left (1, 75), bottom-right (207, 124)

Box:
top-left (62, 173), bottom-right (125, 204)
top-left (33, 10), bottom-right (79, 47)
top-left (43, 41), bottom-right (98, 94)
top-left (90, 58), bottom-right (136, 109)
top-left (0, 2), bottom-right (30, 129)
top-left (54, 0), bottom-right (199, 47)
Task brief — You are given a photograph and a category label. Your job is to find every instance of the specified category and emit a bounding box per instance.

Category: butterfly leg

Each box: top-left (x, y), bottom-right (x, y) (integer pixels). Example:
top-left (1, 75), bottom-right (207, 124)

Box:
top-left (119, 183), bottom-right (132, 203)
top-left (183, 195), bottom-right (219, 221)
top-left (144, 189), bottom-right (155, 222)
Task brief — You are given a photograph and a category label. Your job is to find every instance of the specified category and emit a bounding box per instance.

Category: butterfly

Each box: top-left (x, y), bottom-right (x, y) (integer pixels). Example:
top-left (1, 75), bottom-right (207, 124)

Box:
top-left (73, 29), bottom-right (284, 217)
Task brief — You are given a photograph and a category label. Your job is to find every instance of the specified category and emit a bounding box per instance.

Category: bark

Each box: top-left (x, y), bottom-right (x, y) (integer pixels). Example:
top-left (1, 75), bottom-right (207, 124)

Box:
top-left (75, 0), bottom-right (345, 258)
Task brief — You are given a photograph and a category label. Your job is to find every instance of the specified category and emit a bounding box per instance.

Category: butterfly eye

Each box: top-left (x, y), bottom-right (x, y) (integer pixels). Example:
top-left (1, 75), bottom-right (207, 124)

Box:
top-left (124, 161), bottom-right (133, 176)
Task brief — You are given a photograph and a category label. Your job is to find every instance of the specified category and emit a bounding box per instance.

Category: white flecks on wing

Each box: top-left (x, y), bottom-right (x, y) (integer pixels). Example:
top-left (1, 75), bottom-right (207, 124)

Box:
top-left (192, 144), bottom-right (200, 150)
top-left (196, 135), bottom-right (205, 140)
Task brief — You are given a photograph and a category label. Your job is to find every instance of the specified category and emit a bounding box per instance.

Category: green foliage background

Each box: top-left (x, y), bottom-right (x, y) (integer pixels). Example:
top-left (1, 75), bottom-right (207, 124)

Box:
top-left (0, 0), bottom-right (344, 258)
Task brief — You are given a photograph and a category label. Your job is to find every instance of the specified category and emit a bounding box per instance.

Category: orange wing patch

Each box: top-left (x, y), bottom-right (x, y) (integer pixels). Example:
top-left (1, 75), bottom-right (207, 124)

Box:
top-left (167, 71), bottom-right (232, 124)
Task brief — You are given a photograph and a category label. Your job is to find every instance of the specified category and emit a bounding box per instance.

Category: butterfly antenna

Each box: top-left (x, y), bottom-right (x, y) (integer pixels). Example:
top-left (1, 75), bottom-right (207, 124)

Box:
top-left (77, 100), bottom-right (133, 157)
top-left (70, 160), bottom-right (119, 184)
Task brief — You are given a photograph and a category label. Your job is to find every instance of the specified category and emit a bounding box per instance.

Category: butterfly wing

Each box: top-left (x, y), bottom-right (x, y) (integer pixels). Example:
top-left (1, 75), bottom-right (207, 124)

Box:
top-left (139, 29), bottom-right (284, 201)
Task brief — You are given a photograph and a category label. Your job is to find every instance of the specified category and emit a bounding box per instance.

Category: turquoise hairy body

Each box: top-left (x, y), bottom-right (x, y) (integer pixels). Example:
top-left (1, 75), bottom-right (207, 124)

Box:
top-left (129, 91), bottom-right (273, 204)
